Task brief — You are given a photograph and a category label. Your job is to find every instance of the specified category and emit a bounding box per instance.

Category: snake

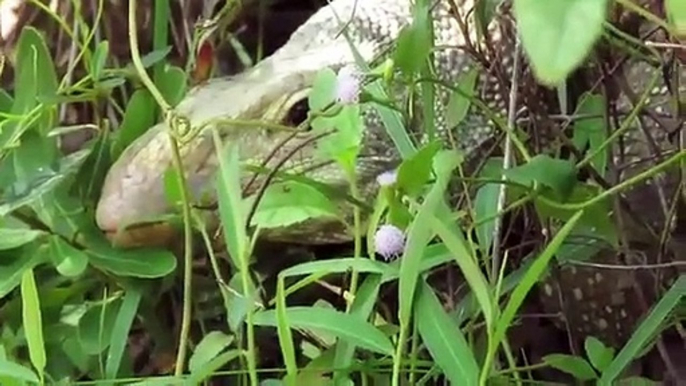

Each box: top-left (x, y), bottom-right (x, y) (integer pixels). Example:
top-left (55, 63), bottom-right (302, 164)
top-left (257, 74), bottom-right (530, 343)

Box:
top-left (95, 0), bottom-right (685, 349)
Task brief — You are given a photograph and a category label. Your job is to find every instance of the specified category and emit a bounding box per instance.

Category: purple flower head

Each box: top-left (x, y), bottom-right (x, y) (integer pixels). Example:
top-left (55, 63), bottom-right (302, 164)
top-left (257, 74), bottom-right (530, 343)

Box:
top-left (376, 170), bottom-right (398, 187)
top-left (335, 64), bottom-right (362, 105)
top-left (374, 224), bottom-right (405, 261)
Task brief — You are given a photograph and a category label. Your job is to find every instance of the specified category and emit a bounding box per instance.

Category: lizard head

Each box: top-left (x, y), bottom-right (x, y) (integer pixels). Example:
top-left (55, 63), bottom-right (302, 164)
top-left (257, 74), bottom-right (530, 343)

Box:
top-left (95, 43), bottom-right (394, 247)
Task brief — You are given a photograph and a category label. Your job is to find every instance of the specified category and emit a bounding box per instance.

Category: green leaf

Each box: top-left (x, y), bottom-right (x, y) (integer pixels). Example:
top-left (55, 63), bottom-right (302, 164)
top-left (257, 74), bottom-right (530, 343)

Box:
top-left (544, 354), bottom-right (597, 381)
top-left (505, 154), bottom-right (577, 199)
top-left (667, 0), bottom-right (686, 36)
top-left (251, 181), bottom-right (340, 229)
top-left (599, 275), bottom-right (686, 385)
top-left (156, 65), bottom-right (187, 107)
top-left (308, 68), bottom-right (337, 112)
top-left (253, 307), bottom-right (394, 356)
top-left (311, 105), bottom-right (364, 174)
top-left (84, 235), bottom-right (176, 278)
top-left (446, 68), bottom-right (479, 129)
top-left (21, 268), bottom-right (46, 378)
top-left (396, 141), bottom-right (441, 197)
top-left (474, 181), bottom-right (500, 252)
top-left (91, 40), bottom-right (109, 81)
top-left (0, 228), bottom-right (45, 250)
top-left (78, 300), bottom-right (120, 355)
top-left (398, 150), bottom-right (460, 326)
top-left (0, 148), bottom-right (91, 216)
top-left (0, 243), bottom-right (46, 298)
top-left (105, 288), bottom-right (142, 379)
top-left (490, 210), bottom-right (584, 357)
top-left (185, 349), bottom-right (241, 385)
top-left (112, 90), bottom-right (157, 158)
top-left (393, 0), bottom-right (432, 76)
top-left (584, 336), bottom-right (615, 373)
top-left (513, 0), bottom-right (608, 85)
top-left (12, 27), bottom-right (58, 114)
top-left (280, 258), bottom-right (389, 279)
top-left (189, 331), bottom-right (234, 373)
top-left (0, 360), bottom-right (39, 383)
top-left (214, 138), bottom-right (249, 269)
top-left (572, 93), bottom-right (607, 176)
top-left (416, 280), bottom-right (479, 385)
top-left (48, 236), bottom-right (88, 277)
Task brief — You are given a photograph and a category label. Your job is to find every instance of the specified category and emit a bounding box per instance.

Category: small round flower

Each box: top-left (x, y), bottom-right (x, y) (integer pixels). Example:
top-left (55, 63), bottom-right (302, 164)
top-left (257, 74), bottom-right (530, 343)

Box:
top-left (374, 224), bottom-right (406, 261)
top-left (376, 170), bottom-right (398, 187)
top-left (335, 64), bottom-right (362, 105)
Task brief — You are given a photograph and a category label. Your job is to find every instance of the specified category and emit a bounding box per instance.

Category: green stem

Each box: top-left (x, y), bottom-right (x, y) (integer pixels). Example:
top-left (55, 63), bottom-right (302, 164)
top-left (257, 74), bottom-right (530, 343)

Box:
top-left (128, 0), bottom-right (194, 376)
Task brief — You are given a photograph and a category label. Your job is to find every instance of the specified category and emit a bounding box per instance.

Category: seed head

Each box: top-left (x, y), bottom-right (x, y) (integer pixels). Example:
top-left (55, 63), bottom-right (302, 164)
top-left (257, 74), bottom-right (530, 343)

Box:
top-left (376, 170), bottom-right (398, 187)
top-left (335, 64), bottom-right (362, 105)
top-left (374, 224), bottom-right (405, 261)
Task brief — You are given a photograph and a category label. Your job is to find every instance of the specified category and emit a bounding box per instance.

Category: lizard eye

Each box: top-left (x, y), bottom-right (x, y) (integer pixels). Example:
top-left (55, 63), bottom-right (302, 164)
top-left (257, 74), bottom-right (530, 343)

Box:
top-left (284, 98), bottom-right (310, 128)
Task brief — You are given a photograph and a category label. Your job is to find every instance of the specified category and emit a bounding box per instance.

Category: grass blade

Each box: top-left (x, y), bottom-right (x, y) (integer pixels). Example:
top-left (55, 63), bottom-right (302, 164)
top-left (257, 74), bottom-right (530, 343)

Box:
top-left (416, 280), bottom-right (479, 385)
top-left (254, 306), bottom-right (394, 356)
top-left (599, 274), bottom-right (686, 385)
top-left (105, 287), bottom-right (142, 379)
top-left (20, 268), bottom-right (46, 381)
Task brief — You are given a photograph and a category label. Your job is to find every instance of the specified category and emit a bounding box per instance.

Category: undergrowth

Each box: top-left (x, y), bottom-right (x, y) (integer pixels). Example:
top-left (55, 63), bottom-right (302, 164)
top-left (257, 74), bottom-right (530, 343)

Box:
top-left (0, 0), bottom-right (684, 385)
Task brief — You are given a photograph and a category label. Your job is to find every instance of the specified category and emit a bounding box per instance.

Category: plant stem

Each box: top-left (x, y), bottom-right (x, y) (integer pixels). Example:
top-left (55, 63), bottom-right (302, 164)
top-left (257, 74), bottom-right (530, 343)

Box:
top-left (127, 0), bottom-right (195, 375)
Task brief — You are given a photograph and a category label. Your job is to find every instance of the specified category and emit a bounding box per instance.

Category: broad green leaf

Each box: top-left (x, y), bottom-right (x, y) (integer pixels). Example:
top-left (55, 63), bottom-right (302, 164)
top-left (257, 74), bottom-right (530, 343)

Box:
top-left (311, 104), bottom-right (364, 174)
top-left (12, 27), bottom-right (58, 114)
top-left (84, 235), bottom-right (176, 278)
top-left (0, 148), bottom-right (91, 216)
top-left (514, 0), bottom-right (608, 85)
top-left (0, 228), bottom-right (45, 250)
top-left (505, 154), bottom-right (577, 199)
top-left (544, 354), bottom-right (597, 381)
top-left (599, 275), bottom-right (686, 385)
top-left (112, 90), bottom-right (156, 158)
top-left (156, 65), bottom-right (187, 107)
top-left (396, 141), bottom-right (441, 197)
top-left (667, 0), bottom-right (686, 36)
top-left (189, 331), bottom-right (234, 373)
top-left (253, 307), bottom-right (394, 356)
top-left (0, 360), bottom-right (39, 383)
top-left (446, 68), bottom-right (479, 129)
top-left (416, 280), bottom-right (479, 385)
top-left (251, 181), bottom-right (340, 229)
top-left (393, 0), bottom-right (432, 76)
top-left (105, 288), bottom-right (142, 379)
top-left (308, 68), bottom-right (337, 112)
top-left (0, 243), bottom-right (46, 298)
top-left (78, 300), bottom-right (121, 355)
top-left (48, 236), bottom-right (88, 277)
top-left (572, 93), bottom-right (607, 176)
top-left (21, 268), bottom-right (46, 378)
top-left (585, 336), bottom-right (615, 373)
